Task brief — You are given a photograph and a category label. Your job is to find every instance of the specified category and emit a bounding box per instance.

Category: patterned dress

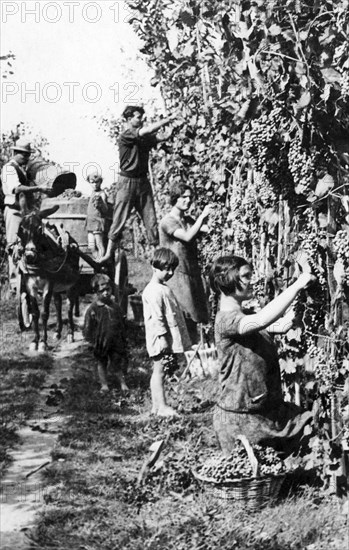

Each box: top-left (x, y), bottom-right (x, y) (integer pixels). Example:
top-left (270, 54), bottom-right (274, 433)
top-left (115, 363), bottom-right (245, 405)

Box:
top-left (159, 213), bottom-right (208, 324)
top-left (213, 306), bottom-right (312, 455)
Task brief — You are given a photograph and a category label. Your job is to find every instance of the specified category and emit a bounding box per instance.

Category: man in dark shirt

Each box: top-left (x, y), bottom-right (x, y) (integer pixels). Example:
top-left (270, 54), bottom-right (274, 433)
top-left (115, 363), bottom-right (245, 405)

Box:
top-left (99, 105), bottom-right (177, 263)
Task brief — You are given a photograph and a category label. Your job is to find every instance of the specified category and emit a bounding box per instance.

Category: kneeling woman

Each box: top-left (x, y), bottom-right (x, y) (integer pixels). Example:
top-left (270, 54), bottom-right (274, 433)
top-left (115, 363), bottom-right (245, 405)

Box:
top-left (210, 255), bottom-right (315, 455)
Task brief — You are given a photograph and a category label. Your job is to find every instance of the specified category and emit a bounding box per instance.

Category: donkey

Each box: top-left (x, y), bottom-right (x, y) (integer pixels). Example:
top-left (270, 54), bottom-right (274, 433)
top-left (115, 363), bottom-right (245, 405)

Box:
top-left (14, 206), bottom-right (83, 352)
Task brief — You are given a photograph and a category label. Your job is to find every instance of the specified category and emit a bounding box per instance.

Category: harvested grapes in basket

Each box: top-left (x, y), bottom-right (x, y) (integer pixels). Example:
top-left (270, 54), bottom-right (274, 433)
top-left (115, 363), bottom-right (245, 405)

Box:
top-left (196, 441), bottom-right (285, 483)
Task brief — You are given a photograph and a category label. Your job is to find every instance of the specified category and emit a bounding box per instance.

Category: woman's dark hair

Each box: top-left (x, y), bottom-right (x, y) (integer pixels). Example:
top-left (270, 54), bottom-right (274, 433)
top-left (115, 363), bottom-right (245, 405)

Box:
top-left (169, 182), bottom-right (193, 206)
top-left (122, 105), bottom-right (145, 120)
top-left (151, 247), bottom-right (179, 271)
top-left (209, 255), bottom-right (251, 295)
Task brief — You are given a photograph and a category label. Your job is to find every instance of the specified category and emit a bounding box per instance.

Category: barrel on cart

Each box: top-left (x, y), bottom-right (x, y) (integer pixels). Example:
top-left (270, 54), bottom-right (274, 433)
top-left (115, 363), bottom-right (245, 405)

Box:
top-left (27, 157), bottom-right (77, 198)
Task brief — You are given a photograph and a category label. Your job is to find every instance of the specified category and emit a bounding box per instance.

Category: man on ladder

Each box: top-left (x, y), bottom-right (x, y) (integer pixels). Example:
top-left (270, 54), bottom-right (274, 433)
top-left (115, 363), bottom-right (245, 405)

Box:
top-left (99, 105), bottom-right (178, 263)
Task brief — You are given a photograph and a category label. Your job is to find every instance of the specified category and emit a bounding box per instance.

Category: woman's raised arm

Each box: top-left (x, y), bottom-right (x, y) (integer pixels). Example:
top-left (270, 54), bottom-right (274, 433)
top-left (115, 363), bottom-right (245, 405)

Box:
top-left (172, 205), bottom-right (212, 243)
top-left (238, 273), bottom-right (316, 335)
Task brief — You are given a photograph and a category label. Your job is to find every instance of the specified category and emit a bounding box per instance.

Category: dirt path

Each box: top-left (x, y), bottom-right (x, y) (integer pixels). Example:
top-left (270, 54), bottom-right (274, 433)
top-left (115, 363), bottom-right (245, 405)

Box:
top-left (0, 334), bottom-right (85, 550)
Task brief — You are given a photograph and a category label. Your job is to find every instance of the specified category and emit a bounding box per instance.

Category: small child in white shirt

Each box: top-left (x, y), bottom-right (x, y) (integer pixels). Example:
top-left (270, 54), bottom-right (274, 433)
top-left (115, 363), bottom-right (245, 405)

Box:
top-left (142, 247), bottom-right (191, 417)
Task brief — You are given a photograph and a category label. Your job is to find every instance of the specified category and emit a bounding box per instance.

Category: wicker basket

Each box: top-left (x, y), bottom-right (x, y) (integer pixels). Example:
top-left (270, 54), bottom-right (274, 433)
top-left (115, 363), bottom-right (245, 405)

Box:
top-left (193, 435), bottom-right (285, 512)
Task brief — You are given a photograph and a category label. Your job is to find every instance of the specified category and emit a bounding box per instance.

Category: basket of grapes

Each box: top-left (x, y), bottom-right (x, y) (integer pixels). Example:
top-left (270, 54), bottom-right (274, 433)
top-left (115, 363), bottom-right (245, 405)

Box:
top-left (192, 435), bottom-right (286, 511)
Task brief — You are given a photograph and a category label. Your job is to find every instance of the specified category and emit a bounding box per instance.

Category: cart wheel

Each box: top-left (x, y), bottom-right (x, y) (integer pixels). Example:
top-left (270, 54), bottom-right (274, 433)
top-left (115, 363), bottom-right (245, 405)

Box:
top-left (17, 275), bottom-right (32, 331)
top-left (114, 249), bottom-right (128, 317)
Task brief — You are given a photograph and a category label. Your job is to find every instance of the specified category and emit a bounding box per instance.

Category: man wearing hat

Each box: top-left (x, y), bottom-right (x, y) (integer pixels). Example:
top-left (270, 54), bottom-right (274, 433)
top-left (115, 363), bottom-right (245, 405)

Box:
top-left (99, 105), bottom-right (179, 263)
top-left (1, 138), bottom-right (51, 290)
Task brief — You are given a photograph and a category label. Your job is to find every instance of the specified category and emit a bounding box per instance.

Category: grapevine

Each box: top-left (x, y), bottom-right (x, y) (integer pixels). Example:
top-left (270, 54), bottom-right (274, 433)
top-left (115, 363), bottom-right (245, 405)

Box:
top-left (307, 341), bottom-right (340, 391)
top-left (243, 107), bottom-right (284, 174)
top-left (333, 230), bottom-right (349, 285)
top-left (297, 212), bottom-right (327, 286)
top-left (121, 0), bottom-right (349, 484)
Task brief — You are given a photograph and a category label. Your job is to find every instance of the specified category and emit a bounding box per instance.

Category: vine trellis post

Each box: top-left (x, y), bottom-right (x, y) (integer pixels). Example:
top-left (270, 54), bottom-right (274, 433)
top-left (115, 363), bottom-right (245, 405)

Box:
top-left (277, 195), bottom-right (283, 273)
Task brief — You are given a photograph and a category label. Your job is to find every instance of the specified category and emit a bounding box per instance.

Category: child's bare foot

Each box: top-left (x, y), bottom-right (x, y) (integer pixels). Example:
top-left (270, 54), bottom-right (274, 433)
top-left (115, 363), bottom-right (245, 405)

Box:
top-left (157, 406), bottom-right (180, 418)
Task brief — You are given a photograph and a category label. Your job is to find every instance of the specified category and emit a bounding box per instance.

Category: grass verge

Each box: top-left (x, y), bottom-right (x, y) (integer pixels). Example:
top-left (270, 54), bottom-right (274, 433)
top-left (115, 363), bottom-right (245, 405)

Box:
top-left (0, 296), bottom-right (53, 472)
top-left (28, 325), bottom-right (348, 550)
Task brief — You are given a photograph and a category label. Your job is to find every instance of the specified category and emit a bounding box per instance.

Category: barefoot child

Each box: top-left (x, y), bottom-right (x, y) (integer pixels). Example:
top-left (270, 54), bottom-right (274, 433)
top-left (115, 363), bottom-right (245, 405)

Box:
top-left (86, 171), bottom-right (109, 260)
top-left (83, 273), bottom-right (129, 393)
top-left (142, 247), bottom-right (191, 417)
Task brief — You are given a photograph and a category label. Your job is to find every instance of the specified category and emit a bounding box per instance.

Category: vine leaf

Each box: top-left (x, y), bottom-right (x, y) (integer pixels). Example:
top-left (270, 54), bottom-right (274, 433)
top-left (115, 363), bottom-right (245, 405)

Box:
top-left (314, 173), bottom-right (334, 198)
top-left (167, 28), bottom-right (179, 52)
top-left (280, 358), bottom-right (297, 374)
top-left (287, 328), bottom-right (302, 341)
top-left (178, 10), bottom-right (196, 27)
top-left (321, 68), bottom-right (341, 83)
top-left (268, 24), bottom-right (281, 36)
top-left (296, 91), bottom-right (311, 110)
top-left (318, 213), bottom-right (327, 228)
top-left (261, 207), bottom-right (279, 229)
top-left (333, 260), bottom-right (346, 285)
top-left (321, 83), bottom-right (331, 102)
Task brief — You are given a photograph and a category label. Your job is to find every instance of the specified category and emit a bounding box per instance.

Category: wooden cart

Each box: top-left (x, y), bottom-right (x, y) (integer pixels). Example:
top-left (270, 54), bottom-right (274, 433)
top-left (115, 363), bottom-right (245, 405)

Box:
top-left (17, 195), bottom-right (129, 329)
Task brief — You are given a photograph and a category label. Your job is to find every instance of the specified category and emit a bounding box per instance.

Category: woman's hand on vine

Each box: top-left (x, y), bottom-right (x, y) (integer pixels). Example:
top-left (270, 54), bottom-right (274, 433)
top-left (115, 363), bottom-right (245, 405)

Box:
top-left (200, 204), bottom-right (213, 221)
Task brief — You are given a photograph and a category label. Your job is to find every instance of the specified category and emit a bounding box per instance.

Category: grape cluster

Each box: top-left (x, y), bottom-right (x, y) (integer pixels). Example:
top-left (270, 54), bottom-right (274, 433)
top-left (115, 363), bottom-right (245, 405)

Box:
top-left (279, 292), bottom-right (308, 358)
top-left (199, 452), bottom-right (253, 482)
top-left (161, 353), bottom-right (178, 377)
top-left (303, 300), bottom-right (326, 333)
top-left (243, 107), bottom-right (284, 172)
top-left (288, 138), bottom-right (315, 194)
top-left (60, 189), bottom-right (82, 199)
top-left (298, 226), bottom-right (327, 286)
top-left (293, 292), bottom-right (306, 320)
top-left (233, 225), bottom-right (248, 250)
top-left (253, 445), bottom-right (285, 476)
top-left (333, 230), bottom-right (349, 285)
top-left (307, 341), bottom-right (339, 389)
top-left (241, 190), bottom-right (260, 226)
top-left (340, 71), bottom-right (349, 98)
top-left (268, 156), bottom-right (294, 199)
top-left (197, 442), bottom-right (285, 482)
top-left (254, 170), bottom-right (278, 207)
top-left (91, 192), bottom-right (104, 209)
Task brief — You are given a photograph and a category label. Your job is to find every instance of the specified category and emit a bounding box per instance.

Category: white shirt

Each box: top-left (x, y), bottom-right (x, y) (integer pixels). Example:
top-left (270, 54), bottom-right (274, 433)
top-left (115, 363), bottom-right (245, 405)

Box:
top-left (142, 279), bottom-right (191, 357)
top-left (1, 161), bottom-right (25, 206)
